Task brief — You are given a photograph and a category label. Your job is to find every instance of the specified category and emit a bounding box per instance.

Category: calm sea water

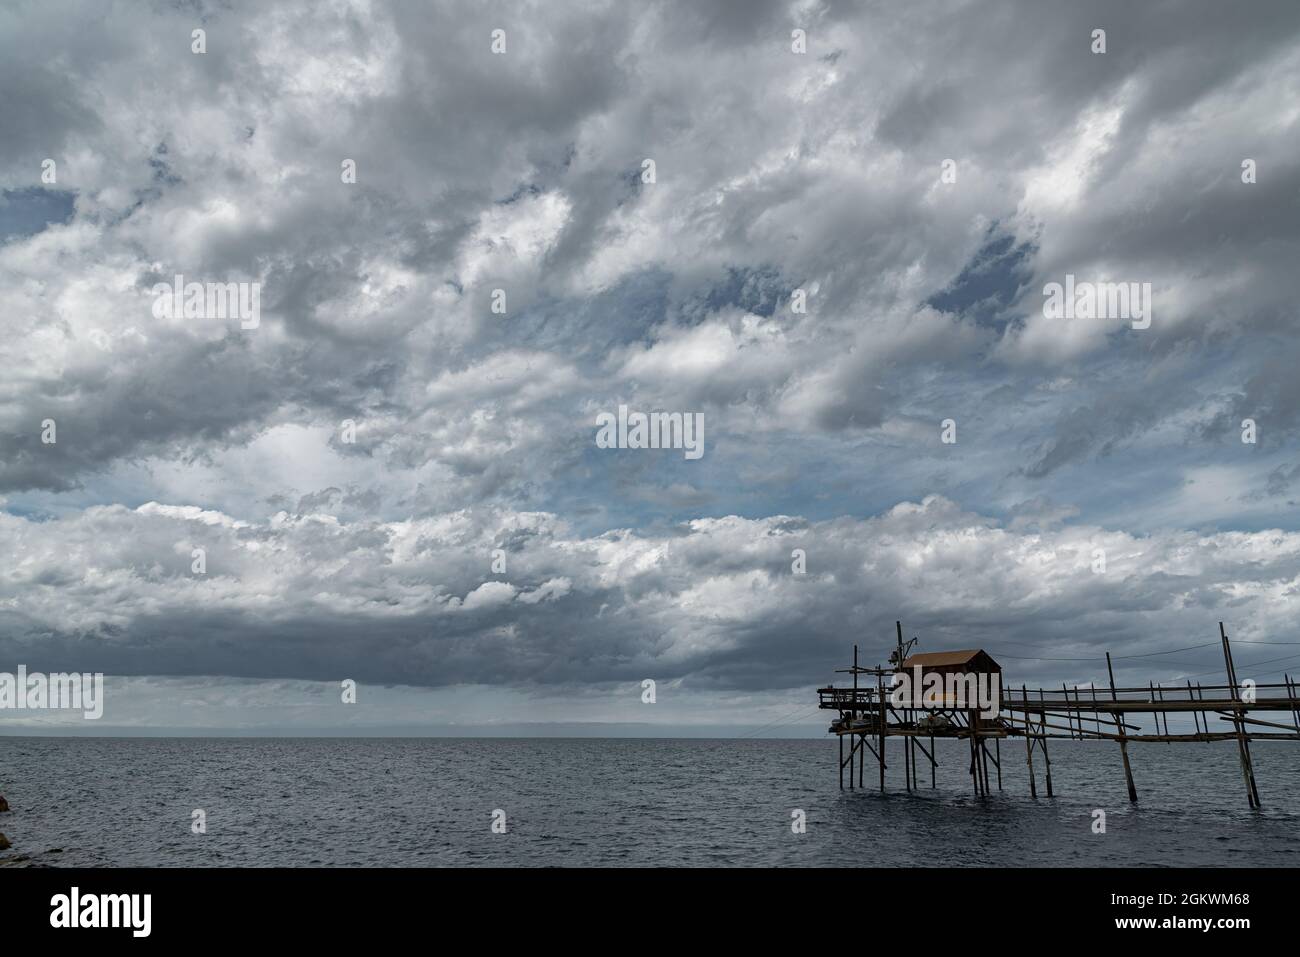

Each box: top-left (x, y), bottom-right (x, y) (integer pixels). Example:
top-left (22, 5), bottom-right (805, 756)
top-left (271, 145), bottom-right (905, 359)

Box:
top-left (1, 737), bottom-right (1297, 867)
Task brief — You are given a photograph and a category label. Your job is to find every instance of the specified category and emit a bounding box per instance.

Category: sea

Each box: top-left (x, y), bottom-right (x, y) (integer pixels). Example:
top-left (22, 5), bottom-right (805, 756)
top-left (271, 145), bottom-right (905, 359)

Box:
top-left (1, 736), bottom-right (1297, 867)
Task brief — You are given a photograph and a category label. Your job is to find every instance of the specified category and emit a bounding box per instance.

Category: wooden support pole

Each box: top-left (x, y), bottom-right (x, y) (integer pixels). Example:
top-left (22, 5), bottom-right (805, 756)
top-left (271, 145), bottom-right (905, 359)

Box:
top-left (995, 737), bottom-right (1002, 790)
top-left (1040, 716), bottom-right (1054, 797)
top-left (980, 728), bottom-right (990, 794)
top-left (850, 645), bottom-right (859, 790)
top-left (895, 621), bottom-right (914, 792)
top-left (1287, 674), bottom-right (1300, 734)
top-left (1155, 683), bottom-right (1170, 739)
top-left (1106, 652), bottom-right (1138, 802)
top-left (903, 723), bottom-right (912, 792)
top-left (1025, 722), bottom-right (1038, 797)
top-left (911, 734), bottom-right (939, 793)
top-left (1221, 623), bottom-right (1260, 808)
top-left (1033, 690), bottom-right (1053, 796)
top-left (877, 673), bottom-right (886, 793)
top-left (839, 732), bottom-right (844, 789)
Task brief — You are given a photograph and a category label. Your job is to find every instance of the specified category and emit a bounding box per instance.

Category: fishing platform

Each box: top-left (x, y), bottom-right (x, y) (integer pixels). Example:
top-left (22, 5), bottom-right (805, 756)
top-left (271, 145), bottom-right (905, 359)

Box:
top-left (818, 622), bottom-right (1300, 807)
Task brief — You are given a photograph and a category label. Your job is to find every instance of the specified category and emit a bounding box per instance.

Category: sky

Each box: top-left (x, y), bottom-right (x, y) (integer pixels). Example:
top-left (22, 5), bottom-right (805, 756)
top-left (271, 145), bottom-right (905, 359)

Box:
top-left (1, 0), bottom-right (1299, 735)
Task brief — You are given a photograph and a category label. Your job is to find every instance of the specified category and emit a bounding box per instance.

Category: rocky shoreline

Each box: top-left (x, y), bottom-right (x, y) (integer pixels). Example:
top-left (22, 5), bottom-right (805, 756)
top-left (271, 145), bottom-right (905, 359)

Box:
top-left (0, 794), bottom-right (63, 868)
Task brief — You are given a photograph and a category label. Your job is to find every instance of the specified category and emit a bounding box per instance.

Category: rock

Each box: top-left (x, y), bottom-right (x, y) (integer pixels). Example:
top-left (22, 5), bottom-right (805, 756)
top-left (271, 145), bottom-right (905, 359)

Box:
top-left (0, 795), bottom-right (9, 812)
top-left (0, 833), bottom-right (11, 851)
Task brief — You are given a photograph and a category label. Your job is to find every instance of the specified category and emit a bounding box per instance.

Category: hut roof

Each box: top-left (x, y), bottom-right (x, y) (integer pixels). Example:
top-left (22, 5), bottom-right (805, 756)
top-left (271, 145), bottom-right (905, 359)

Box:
top-left (901, 649), bottom-right (1000, 672)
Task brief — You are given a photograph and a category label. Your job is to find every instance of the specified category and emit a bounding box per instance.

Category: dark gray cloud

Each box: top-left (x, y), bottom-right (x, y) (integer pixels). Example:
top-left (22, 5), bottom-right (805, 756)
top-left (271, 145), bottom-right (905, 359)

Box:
top-left (1, 496), bottom-right (1298, 695)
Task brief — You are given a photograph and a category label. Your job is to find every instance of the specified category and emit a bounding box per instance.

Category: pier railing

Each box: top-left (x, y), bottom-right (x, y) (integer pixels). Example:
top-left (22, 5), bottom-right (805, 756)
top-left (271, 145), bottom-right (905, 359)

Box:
top-left (818, 681), bottom-right (1300, 714)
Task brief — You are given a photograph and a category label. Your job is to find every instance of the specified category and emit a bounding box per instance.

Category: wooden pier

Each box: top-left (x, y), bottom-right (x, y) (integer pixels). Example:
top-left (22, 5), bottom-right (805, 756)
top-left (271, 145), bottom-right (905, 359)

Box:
top-left (818, 622), bottom-right (1300, 806)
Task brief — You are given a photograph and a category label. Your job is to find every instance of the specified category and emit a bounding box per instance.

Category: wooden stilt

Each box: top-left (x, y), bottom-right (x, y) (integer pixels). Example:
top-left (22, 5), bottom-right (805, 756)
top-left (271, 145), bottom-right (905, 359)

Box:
top-left (1154, 683), bottom-right (1170, 739)
top-left (1284, 670), bottom-right (1294, 733)
top-left (1221, 623), bottom-right (1260, 808)
top-left (979, 728), bottom-right (990, 794)
top-left (1107, 652), bottom-right (1138, 803)
top-left (1024, 715), bottom-right (1038, 798)
top-left (1037, 690), bottom-right (1054, 797)
top-left (972, 714), bottom-right (981, 795)
top-left (895, 621), bottom-right (914, 792)
top-left (877, 673), bottom-right (886, 793)
top-left (1040, 719), bottom-right (1054, 797)
top-left (903, 722), bottom-right (912, 792)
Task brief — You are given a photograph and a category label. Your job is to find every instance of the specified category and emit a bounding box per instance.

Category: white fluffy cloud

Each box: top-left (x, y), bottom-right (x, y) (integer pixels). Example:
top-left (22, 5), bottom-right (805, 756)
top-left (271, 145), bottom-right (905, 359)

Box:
top-left (3, 496), bottom-right (1298, 695)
